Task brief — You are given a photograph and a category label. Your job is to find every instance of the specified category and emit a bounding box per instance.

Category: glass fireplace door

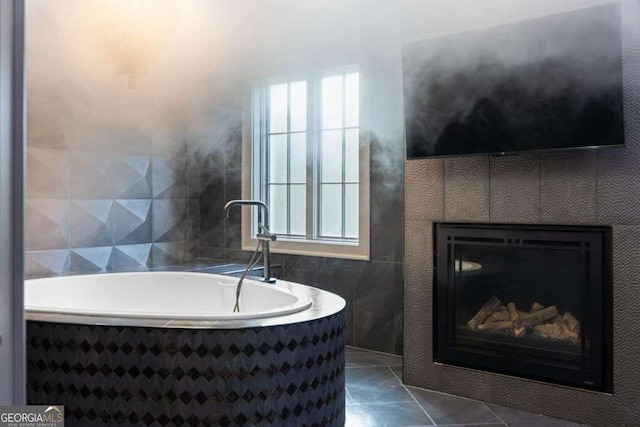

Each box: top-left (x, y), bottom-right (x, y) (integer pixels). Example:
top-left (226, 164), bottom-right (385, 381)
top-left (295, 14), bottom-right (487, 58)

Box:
top-left (434, 223), bottom-right (611, 392)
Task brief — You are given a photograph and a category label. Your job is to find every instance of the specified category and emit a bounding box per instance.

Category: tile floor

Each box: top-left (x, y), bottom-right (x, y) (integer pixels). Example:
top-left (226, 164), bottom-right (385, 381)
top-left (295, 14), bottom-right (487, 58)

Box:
top-left (345, 346), bottom-right (587, 427)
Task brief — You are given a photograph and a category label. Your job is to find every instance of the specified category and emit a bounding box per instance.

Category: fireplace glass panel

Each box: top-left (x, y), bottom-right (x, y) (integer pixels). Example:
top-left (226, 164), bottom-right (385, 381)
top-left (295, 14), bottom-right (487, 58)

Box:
top-left (435, 223), bottom-right (611, 392)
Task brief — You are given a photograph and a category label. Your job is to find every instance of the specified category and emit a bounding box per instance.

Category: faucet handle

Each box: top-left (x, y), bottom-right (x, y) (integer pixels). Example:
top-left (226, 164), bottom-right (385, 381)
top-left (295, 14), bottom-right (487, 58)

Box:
top-left (257, 233), bottom-right (277, 242)
top-left (257, 224), bottom-right (277, 241)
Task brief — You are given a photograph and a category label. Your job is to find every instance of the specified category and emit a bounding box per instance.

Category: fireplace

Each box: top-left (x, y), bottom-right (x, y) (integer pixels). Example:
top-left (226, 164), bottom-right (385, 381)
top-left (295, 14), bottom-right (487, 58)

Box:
top-left (434, 223), bottom-right (612, 392)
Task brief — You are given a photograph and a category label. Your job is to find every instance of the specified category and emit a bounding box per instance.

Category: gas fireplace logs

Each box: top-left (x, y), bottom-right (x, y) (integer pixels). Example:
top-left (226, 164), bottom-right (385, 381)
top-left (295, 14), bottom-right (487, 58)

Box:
top-left (466, 296), bottom-right (502, 330)
top-left (515, 306), bottom-right (558, 328)
top-left (467, 297), bottom-right (580, 342)
top-left (507, 302), bottom-right (526, 337)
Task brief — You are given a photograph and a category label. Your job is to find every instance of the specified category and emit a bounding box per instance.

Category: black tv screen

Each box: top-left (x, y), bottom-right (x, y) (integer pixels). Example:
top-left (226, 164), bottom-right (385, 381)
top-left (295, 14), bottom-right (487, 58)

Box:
top-left (402, 4), bottom-right (624, 159)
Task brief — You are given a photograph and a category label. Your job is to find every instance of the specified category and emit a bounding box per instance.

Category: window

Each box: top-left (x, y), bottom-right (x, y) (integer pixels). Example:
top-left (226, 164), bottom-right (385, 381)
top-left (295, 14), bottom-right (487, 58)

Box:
top-left (242, 67), bottom-right (370, 260)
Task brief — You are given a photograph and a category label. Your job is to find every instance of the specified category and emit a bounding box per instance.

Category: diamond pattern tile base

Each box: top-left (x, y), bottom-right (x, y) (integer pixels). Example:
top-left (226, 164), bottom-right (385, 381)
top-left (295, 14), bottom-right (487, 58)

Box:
top-left (27, 311), bottom-right (345, 427)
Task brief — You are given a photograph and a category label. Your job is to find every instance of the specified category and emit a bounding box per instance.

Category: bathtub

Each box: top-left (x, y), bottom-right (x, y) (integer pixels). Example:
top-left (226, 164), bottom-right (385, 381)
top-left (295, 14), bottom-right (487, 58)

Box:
top-left (25, 271), bottom-right (346, 426)
top-left (26, 272), bottom-right (313, 320)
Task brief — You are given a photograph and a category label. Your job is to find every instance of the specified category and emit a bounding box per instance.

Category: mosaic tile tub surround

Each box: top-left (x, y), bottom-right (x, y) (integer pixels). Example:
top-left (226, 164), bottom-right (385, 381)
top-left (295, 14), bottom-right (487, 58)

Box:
top-left (27, 312), bottom-right (345, 426)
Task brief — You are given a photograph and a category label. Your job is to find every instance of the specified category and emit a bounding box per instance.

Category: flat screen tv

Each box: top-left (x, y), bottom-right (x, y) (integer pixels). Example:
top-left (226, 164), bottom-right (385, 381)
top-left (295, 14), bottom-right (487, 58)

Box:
top-left (402, 4), bottom-right (624, 159)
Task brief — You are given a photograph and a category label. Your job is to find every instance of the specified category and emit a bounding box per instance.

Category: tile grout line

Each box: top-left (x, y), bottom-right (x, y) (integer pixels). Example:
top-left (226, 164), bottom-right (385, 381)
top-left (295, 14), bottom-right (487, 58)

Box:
top-left (345, 386), bottom-right (355, 405)
top-left (345, 345), bottom-right (404, 359)
top-left (481, 402), bottom-right (509, 427)
top-left (345, 364), bottom-right (403, 369)
top-left (348, 400), bottom-right (419, 406)
top-left (387, 366), bottom-right (437, 426)
top-left (435, 423), bottom-right (508, 426)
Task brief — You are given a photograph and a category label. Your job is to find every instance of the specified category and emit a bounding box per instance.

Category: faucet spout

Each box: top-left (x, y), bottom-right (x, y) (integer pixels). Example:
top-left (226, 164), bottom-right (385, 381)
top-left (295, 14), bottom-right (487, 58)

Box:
top-left (223, 200), bottom-right (276, 283)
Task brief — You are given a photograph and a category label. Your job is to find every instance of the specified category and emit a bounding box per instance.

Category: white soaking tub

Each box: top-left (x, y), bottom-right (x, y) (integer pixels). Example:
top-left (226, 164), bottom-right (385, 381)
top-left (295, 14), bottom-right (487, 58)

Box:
top-left (25, 271), bottom-right (313, 320)
top-left (25, 271), bottom-right (345, 425)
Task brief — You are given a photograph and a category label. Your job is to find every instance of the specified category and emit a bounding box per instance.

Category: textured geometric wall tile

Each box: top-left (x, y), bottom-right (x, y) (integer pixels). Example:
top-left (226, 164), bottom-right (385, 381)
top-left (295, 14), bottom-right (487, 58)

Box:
top-left (69, 126), bottom-right (150, 155)
top-left (26, 95), bottom-right (71, 149)
top-left (26, 200), bottom-right (69, 251)
top-left (394, 276), bottom-right (404, 355)
top-left (25, 250), bottom-right (70, 278)
top-left (112, 199), bottom-right (152, 245)
top-left (611, 226), bottom-right (640, 411)
top-left (26, 148), bottom-right (70, 199)
top-left (490, 155), bottom-right (540, 223)
top-left (70, 200), bottom-right (114, 248)
top-left (151, 127), bottom-right (187, 156)
top-left (70, 247), bottom-right (113, 273)
top-left (111, 127), bottom-right (153, 155)
top-left (152, 199), bottom-right (187, 242)
top-left (67, 124), bottom-right (117, 153)
top-left (110, 244), bottom-right (152, 269)
top-left (403, 219), bottom-right (433, 385)
top-left (540, 151), bottom-right (597, 224)
top-left (597, 148), bottom-right (640, 225)
top-left (151, 241), bottom-right (187, 267)
top-left (152, 156), bottom-right (187, 198)
top-left (70, 151), bottom-right (113, 198)
top-left (405, 159), bottom-right (444, 221)
top-left (444, 157), bottom-right (490, 222)
top-left (113, 155), bottom-right (152, 198)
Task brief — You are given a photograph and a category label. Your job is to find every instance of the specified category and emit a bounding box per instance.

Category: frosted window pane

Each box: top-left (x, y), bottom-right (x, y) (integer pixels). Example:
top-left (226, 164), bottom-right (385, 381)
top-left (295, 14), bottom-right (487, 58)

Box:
top-left (269, 185), bottom-right (287, 234)
top-left (345, 73), bottom-right (359, 128)
top-left (321, 184), bottom-right (342, 237)
top-left (345, 184), bottom-right (359, 239)
top-left (321, 130), bottom-right (343, 183)
top-left (268, 134), bottom-right (287, 184)
top-left (290, 184), bottom-right (306, 236)
top-left (269, 84), bottom-right (288, 133)
top-left (344, 129), bottom-right (359, 183)
top-left (290, 81), bottom-right (307, 132)
top-left (322, 76), bottom-right (343, 129)
top-left (290, 132), bottom-right (307, 184)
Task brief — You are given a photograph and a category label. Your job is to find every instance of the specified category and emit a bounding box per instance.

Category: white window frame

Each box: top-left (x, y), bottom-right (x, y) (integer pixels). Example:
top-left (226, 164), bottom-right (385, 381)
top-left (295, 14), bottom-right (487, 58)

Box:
top-left (241, 66), bottom-right (370, 260)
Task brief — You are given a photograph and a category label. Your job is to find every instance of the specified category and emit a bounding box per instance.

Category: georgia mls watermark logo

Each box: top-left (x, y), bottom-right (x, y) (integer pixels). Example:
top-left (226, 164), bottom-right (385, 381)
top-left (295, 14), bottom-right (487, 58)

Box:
top-left (0, 406), bottom-right (64, 427)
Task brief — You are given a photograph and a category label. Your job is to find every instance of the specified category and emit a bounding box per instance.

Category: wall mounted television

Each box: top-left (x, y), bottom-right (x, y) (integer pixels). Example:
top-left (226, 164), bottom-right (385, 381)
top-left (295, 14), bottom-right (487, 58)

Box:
top-left (402, 4), bottom-right (624, 159)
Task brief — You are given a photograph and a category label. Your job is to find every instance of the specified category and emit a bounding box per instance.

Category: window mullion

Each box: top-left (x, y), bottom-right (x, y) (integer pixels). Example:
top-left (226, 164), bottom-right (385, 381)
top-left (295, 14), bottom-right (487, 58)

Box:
top-left (306, 75), bottom-right (316, 241)
top-left (260, 86), bottom-right (269, 238)
top-left (286, 83), bottom-right (291, 236)
top-left (341, 74), bottom-right (347, 239)
top-left (263, 86), bottom-right (269, 202)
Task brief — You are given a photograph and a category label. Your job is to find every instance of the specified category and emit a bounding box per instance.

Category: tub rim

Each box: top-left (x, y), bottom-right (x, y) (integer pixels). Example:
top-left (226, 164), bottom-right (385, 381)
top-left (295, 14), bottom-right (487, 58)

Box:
top-left (25, 271), bottom-right (346, 330)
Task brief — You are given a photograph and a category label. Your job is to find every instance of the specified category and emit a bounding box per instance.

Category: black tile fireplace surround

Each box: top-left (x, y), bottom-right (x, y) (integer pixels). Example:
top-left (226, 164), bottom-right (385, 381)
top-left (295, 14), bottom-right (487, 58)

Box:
top-left (434, 223), bottom-right (612, 392)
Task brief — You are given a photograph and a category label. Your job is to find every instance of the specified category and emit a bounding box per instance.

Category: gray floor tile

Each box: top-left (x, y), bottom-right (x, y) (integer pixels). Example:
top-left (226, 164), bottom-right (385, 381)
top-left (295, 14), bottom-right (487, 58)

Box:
top-left (346, 348), bottom-right (403, 368)
top-left (488, 404), bottom-right (587, 427)
top-left (346, 401), bottom-right (434, 427)
top-left (346, 345), bottom-right (369, 354)
top-left (346, 388), bottom-right (354, 405)
top-left (390, 365), bottom-right (402, 381)
top-left (345, 348), bottom-right (586, 427)
top-left (407, 387), bottom-right (500, 425)
top-left (346, 367), bottom-right (413, 404)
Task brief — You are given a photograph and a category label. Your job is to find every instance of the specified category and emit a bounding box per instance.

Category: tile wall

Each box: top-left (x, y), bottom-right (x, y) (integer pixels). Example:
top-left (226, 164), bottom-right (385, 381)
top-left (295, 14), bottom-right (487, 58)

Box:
top-left (25, 92), bottom-right (201, 277)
